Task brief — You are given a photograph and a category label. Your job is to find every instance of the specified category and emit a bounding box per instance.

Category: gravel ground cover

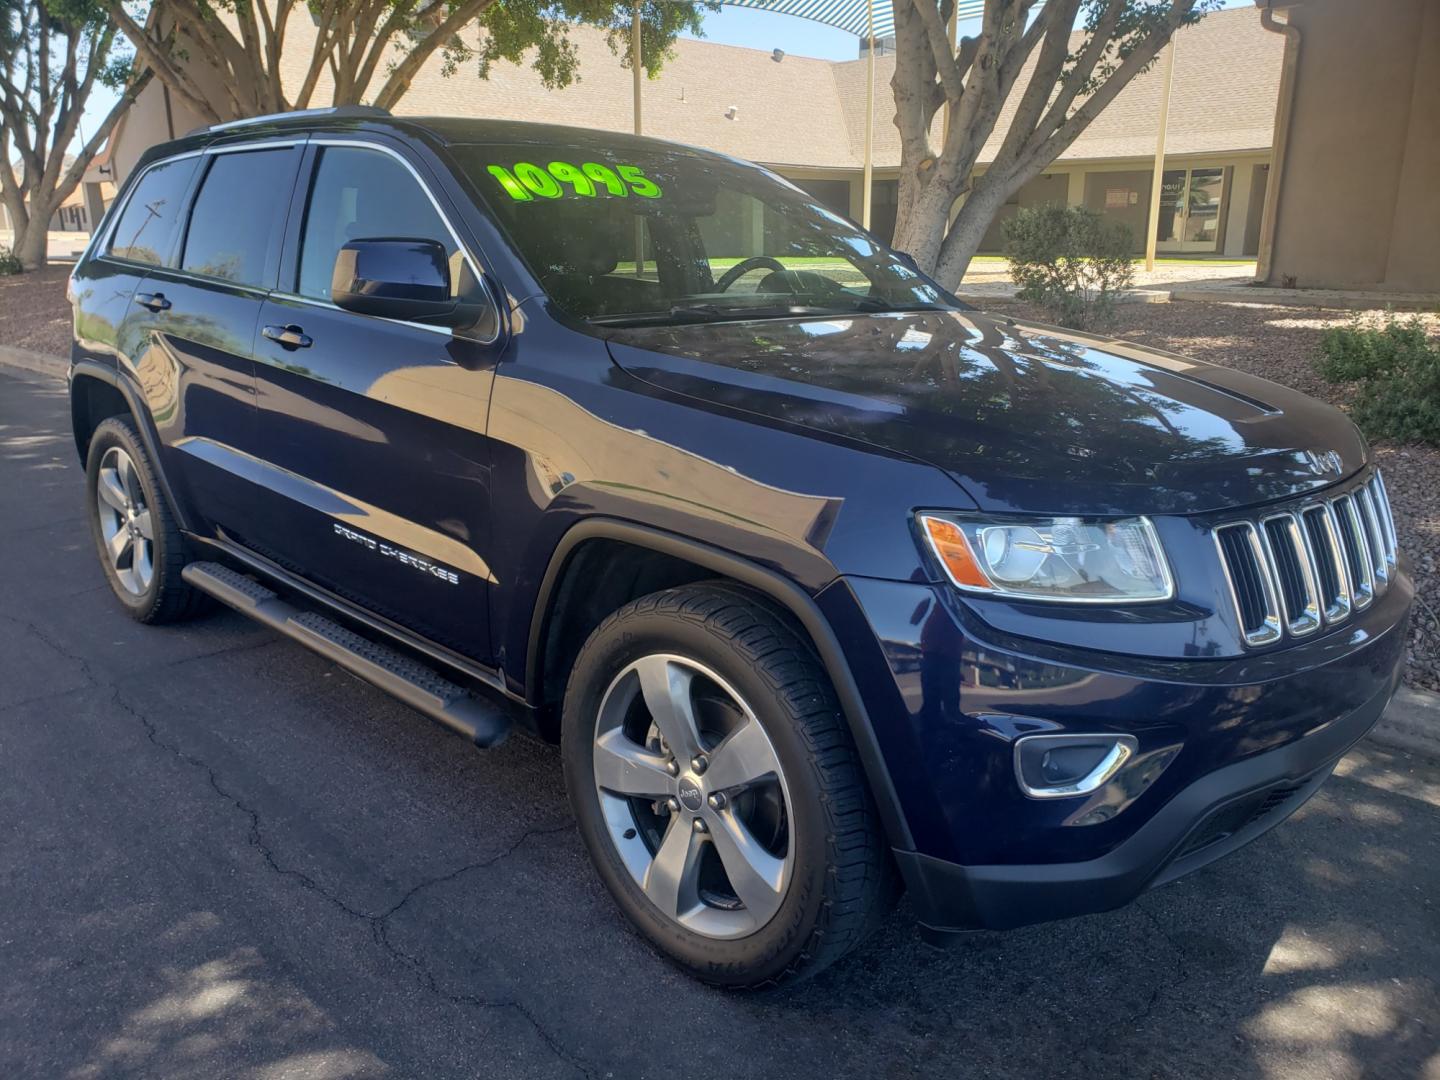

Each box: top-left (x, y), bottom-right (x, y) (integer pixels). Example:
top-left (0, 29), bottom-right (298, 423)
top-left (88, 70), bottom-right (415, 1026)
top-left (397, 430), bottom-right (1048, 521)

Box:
top-left (0, 265), bottom-right (73, 357)
top-left (984, 297), bottom-right (1440, 693)
top-left (2, 268), bottom-right (1435, 690)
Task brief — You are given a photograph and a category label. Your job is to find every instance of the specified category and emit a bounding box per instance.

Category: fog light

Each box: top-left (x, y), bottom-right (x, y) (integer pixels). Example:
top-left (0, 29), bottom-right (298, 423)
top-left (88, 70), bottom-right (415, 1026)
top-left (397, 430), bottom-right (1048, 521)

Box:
top-left (1014, 733), bottom-right (1138, 799)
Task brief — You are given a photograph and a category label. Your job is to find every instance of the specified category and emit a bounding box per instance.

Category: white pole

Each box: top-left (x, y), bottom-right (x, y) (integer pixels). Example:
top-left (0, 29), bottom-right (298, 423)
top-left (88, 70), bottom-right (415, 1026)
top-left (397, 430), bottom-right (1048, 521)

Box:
top-left (633, 3), bottom-right (645, 276)
top-left (632, 2), bottom-right (643, 136)
top-left (862, 5), bottom-right (875, 230)
top-left (1144, 40), bottom-right (1176, 273)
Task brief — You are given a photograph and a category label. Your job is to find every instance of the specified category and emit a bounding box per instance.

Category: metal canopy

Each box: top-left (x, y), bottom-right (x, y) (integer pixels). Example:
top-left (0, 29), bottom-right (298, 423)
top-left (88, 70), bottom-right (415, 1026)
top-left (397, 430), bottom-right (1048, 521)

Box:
top-left (720, 0), bottom-right (988, 40)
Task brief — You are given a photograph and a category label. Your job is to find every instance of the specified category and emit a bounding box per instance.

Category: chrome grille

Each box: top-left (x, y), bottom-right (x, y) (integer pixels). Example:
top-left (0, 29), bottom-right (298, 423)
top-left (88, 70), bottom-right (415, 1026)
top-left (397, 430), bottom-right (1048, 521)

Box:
top-left (1214, 471), bottom-right (1397, 647)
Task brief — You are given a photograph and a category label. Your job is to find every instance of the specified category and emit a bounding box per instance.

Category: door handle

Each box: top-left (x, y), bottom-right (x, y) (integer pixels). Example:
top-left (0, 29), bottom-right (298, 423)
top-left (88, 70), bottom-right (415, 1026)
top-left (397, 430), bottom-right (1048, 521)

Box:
top-left (262, 323), bottom-right (313, 349)
top-left (134, 292), bottom-right (171, 313)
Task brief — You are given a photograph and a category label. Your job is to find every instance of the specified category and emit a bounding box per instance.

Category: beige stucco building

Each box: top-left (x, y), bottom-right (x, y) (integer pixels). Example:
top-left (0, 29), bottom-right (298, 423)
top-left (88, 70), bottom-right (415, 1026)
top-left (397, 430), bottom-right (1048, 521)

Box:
top-left (92, 6), bottom-right (1284, 260)
top-left (1256, 0), bottom-right (1439, 293)
top-left (82, 2), bottom-right (1437, 287)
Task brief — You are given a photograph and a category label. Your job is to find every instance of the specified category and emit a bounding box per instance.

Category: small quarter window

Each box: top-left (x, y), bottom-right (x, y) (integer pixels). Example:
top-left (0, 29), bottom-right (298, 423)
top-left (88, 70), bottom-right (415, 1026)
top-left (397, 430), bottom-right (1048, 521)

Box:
top-left (107, 156), bottom-right (199, 267)
top-left (181, 148), bottom-right (294, 287)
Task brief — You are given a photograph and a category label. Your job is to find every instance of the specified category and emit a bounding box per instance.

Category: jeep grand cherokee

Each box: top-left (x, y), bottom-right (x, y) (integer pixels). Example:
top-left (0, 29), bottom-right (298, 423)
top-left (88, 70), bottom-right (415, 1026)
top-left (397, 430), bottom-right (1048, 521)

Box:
top-left (67, 108), bottom-right (1411, 987)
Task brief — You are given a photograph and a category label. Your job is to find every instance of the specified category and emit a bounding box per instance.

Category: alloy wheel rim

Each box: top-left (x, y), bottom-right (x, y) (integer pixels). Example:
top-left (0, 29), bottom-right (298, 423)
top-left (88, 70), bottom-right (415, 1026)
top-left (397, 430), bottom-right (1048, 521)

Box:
top-left (592, 653), bottom-right (794, 939)
top-left (96, 446), bottom-right (155, 596)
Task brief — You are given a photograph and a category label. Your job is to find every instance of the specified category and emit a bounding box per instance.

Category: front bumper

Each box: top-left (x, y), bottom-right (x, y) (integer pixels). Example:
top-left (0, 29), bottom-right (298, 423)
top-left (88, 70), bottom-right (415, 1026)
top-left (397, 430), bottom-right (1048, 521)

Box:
top-left (817, 566), bottom-right (1411, 935)
top-left (895, 673), bottom-right (1387, 935)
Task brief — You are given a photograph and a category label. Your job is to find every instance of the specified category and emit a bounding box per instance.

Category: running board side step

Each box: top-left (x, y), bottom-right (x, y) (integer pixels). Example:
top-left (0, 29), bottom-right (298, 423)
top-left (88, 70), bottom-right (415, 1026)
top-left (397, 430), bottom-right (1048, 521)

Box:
top-left (182, 561), bottom-right (511, 747)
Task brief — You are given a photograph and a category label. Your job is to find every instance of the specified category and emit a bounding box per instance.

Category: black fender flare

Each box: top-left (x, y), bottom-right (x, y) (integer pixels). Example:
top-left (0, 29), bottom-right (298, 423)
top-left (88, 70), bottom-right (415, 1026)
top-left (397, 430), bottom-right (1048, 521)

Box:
top-left (69, 358), bottom-right (193, 534)
top-left (526, 517), bottom-right (915, 851)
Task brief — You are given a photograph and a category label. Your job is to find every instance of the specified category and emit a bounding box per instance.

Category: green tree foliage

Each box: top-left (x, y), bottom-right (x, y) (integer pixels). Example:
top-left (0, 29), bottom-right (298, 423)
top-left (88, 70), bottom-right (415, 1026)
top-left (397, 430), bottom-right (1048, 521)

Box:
top-left (0, 0), bottom-right (150, 269)
top-left (1003, 203), bottom-right (1134, 330)
top-left (105, 0), bottom-right (714, 126)
top-left (1317, 315), bottom-right (1440, 446)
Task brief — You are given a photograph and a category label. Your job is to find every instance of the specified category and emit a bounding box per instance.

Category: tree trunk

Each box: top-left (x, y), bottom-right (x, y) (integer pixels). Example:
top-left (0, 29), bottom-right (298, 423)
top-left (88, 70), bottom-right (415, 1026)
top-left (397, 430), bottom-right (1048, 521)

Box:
top-left (15, 215), bottom-right (50, 271)
top-left (890, 176), bottom-right (959, 274)
top-left (934, 182), bottom-right (1011, 289)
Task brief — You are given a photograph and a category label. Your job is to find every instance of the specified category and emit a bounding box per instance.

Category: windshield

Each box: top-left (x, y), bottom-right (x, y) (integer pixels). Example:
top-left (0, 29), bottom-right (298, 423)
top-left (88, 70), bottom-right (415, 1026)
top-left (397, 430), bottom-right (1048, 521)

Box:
top-left (450, 140), bottom-right (952, 327)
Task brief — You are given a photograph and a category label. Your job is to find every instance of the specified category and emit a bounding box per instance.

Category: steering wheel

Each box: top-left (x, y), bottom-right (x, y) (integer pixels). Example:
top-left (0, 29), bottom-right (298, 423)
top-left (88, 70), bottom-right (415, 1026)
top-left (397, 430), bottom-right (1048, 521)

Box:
top-left (715, 256), bottom-right (787, 293)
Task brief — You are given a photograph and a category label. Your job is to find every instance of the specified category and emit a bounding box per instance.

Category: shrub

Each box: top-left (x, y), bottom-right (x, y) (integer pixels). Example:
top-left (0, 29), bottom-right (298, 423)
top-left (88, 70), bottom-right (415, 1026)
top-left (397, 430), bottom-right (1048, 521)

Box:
top-left (0, 245), bottom-right (22, 276)
top-left (1317, 314), bottom-right (1440, 445)
top-left (1002, 204), bottom-right (1134, 330)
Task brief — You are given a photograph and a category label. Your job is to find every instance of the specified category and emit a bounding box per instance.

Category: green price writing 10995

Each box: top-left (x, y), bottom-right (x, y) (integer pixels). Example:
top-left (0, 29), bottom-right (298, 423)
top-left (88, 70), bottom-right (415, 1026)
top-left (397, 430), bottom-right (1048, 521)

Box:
top-left (488, 161), bottom-right (662, 201)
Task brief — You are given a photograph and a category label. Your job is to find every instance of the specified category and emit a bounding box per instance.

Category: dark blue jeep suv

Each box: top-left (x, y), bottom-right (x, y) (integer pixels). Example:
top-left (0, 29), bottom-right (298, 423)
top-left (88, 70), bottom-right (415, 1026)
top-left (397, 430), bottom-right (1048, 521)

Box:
top-left (68, 108), bottom-right (1411, 987)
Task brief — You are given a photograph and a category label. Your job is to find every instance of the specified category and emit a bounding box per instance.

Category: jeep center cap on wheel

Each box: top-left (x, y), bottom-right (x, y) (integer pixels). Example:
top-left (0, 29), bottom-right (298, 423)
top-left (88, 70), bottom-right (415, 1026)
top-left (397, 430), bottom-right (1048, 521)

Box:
top-left (677, 776), bottom-right (704, 812)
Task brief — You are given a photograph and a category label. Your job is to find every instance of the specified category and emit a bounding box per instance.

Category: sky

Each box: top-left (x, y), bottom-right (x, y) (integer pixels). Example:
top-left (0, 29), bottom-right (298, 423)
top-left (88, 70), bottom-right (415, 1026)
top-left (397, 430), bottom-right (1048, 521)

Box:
top-left (74, 0), bottom-right (1256, 152)
top-left (680, 0), bottom-right (1255, 61)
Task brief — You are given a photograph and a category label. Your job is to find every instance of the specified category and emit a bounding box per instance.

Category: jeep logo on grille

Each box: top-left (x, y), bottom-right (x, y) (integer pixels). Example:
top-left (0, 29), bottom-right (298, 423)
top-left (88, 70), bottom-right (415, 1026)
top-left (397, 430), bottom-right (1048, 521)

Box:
top-left (1303, 450), bottom-right (1343, 476)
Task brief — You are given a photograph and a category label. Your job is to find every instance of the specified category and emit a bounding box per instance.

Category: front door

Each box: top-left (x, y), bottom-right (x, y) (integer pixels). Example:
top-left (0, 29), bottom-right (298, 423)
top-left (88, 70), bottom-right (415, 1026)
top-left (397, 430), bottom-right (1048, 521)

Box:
top-left (246, 140), bottom-right (503, 664)
top-left (1155, 167), bottom-right (1228, 254)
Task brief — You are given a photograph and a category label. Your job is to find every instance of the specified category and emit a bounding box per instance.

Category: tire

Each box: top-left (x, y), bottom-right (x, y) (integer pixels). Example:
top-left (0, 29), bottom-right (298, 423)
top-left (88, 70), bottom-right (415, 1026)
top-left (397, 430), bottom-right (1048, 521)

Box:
top-left (85, 416), bottom-right (207, 624)
top-left (562, 582), bottom-right (896, 988)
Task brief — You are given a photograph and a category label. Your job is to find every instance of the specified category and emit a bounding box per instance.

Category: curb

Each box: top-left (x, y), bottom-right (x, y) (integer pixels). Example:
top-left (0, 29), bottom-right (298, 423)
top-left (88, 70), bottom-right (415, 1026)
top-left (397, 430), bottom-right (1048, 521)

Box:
top-left (1169, 287), bottom-right (1440, 312)
top-left (0, 345), bottom-right (66, 381)
top-left (1369, 686), bottom-right (1440, 761)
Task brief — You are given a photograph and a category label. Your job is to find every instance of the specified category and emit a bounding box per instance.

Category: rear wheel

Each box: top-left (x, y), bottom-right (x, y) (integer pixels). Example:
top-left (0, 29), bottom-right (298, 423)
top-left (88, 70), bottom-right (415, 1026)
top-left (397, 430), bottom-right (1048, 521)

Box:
top-left (85, 417), bottom-right (206, 623)
top-left (562, 583), bottom-right (894, 988)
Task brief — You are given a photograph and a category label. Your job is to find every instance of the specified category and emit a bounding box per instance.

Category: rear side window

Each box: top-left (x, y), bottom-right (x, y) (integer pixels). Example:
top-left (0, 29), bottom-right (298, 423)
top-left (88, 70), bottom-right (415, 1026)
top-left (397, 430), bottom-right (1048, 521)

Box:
top-left (296, 146), bottom-right (456, 302)
top-left (181, 148), bottom-right (295, 287)
top-left (107, 156), bottom-right (199, 267)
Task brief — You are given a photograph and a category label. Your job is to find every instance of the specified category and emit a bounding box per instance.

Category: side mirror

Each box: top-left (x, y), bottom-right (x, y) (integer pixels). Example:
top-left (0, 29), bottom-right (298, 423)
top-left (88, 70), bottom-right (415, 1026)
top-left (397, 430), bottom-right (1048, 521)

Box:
top-left (894, 250), bottom-right (921, 274)
top-left (332, 238), bottom-right (470, 326)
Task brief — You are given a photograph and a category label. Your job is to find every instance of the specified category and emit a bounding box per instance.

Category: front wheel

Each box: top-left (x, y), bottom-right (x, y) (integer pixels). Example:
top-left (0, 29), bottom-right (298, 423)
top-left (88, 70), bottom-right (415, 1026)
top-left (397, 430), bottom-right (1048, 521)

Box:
top-left (562, 583), bottom-right (895, 988)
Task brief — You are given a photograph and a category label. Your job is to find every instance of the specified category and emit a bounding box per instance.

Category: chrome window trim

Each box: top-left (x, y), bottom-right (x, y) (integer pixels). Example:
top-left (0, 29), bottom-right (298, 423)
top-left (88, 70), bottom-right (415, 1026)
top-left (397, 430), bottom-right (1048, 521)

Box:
top-left (268, 291), bottom-right (453, 337)
top-left (1258, 511), bottom-right (1321, 637)
top-left (92, 140), bottom-right (304, 273)
top-left (305, 138), bottom-right (502, 346)
top-left (88, 149), bottom-right (205, 269)
top-left (1213, 521), bottom-right (1283, 647)
top-left (85, 136), bottom-right (502, 350)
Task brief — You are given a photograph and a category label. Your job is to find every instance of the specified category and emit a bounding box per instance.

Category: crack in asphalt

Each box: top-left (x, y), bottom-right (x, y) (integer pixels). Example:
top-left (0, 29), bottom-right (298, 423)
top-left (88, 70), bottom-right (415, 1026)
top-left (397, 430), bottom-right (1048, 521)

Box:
top-left (108, 682), bottom-right (597, 1080)
top-left (7, 613), bottom-right (102, 692)
top-left (1130, 901), bottom-right (1190, 1024)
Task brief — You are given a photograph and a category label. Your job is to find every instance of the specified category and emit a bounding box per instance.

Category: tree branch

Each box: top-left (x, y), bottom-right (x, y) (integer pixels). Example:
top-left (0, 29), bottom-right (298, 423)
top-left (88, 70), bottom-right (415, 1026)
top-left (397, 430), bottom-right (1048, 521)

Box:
top-left (370, 0), bottom-right (498, 110)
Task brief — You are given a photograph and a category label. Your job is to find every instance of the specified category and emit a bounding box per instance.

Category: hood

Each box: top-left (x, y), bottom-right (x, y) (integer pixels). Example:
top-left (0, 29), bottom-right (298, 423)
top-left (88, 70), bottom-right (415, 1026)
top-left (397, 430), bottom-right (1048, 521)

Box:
top-left (603, 309), bottom-right (1366, 516)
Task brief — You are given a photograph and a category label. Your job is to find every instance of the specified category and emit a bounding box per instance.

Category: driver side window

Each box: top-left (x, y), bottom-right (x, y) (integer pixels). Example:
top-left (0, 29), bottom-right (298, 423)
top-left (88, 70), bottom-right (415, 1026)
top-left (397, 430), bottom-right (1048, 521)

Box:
top-left (297, 146), bottom-right (458, 302)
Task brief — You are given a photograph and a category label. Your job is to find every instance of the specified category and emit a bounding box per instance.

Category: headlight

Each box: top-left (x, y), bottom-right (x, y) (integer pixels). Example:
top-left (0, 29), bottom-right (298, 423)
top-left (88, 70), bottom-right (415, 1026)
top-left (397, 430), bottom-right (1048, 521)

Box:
top-left (918, 513), bottom-right (1174, 603)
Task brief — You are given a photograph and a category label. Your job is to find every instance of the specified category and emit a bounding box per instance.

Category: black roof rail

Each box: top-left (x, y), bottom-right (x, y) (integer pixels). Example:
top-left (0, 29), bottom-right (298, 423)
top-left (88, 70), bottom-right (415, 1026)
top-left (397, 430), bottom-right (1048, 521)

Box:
top-left (187, 105), bottom-right (391, 138)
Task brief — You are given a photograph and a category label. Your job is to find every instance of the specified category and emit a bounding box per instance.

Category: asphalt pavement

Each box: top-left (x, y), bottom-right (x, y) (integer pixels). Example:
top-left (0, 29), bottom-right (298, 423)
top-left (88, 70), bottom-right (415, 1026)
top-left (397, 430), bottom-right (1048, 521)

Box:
top-left (1, 367), bottom-right (1437, 1080)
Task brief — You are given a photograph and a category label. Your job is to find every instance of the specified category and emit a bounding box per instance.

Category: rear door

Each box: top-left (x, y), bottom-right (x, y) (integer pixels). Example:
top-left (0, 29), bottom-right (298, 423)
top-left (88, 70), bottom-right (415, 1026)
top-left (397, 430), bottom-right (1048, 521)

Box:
top-left (73, 154), bottom-right (200, 384)
top-left (246, 139), bottom-right (505, 664)
top-left (123, 140), bottom-right (304, 534)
